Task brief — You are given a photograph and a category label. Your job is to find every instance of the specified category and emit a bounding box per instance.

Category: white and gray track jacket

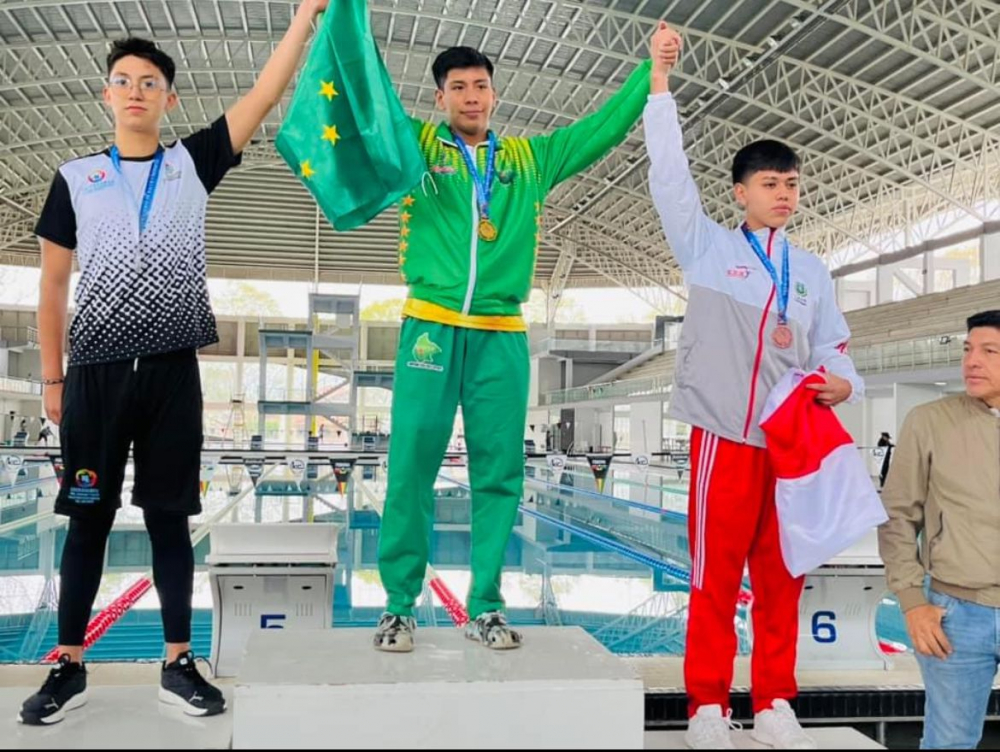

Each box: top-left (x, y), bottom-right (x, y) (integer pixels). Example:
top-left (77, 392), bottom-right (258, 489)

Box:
top-left (644, 93), bottom-right (863, 448)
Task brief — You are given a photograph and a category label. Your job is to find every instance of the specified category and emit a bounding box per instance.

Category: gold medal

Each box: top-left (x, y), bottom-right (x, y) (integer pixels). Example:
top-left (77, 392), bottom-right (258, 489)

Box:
top-left (478, 218), bottom-right (498, 242)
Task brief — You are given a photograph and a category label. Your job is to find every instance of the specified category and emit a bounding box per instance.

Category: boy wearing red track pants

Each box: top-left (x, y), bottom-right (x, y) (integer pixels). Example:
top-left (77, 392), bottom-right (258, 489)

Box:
top-left (646, 26), bottom-right (864, 750)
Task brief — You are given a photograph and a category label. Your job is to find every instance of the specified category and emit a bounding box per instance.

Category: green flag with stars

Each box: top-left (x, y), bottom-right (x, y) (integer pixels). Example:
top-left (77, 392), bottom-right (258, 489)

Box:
top-left (276, 0), bottom-right (425, 232)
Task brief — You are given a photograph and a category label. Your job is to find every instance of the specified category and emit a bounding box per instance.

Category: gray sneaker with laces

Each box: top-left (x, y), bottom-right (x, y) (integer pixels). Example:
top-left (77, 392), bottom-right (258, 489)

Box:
top-left (373, 612), bottom-right (417, 653)
top-left (464, 611), bottom-right (523, 650)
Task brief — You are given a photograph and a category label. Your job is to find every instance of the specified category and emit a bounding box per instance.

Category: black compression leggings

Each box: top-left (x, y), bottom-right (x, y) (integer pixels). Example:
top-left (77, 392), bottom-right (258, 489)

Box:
top-left (58, 509), bottom-right (195, 646)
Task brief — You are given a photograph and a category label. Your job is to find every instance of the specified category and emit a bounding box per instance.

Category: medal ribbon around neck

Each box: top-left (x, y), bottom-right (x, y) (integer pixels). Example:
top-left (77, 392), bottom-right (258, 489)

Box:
top-left (741, 224), bottom-right (791, 325)
top-left (110, 145), bottom-right (164, 235)
top-left (452, 130), bottom-right (498, 241)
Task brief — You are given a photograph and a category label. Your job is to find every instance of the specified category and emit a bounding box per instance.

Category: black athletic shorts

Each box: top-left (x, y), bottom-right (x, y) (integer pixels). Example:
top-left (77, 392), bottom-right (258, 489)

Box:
top-left (56, 348), bottom-right (204, 519)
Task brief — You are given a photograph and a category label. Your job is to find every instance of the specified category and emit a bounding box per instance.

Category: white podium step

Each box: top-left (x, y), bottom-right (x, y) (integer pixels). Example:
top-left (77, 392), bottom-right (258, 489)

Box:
top-left (0, 685), bottom-right (233, 750)
top-left (234, 626), bottom-right (645, 749)
top-left (644, 728), bottom-right (885, 749)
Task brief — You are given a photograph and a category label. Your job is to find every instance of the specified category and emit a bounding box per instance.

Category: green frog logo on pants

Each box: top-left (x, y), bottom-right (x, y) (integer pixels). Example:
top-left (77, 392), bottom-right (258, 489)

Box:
top-left (408, 333), bottom-right (444, 372)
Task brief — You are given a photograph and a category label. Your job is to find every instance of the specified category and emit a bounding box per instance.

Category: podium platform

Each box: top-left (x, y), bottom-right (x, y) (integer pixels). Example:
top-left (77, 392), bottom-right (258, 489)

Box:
top-left (644, 728), bottom-right (884, 749)
top-left (0, 658), bottom-right (896, 750)
top-left (233, 626), bottom-right (645, 749)
top-left (0, 685), bottom-right (233, 750)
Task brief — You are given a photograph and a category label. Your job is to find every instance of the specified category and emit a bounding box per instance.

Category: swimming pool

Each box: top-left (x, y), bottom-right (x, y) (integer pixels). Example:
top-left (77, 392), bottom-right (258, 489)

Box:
top-left (0, 455), bottom-right (908, 662)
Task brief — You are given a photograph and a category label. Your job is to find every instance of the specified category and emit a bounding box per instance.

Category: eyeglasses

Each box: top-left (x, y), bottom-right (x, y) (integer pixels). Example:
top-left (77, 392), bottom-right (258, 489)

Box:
top-left (107, 75), bottom-right (169, 94)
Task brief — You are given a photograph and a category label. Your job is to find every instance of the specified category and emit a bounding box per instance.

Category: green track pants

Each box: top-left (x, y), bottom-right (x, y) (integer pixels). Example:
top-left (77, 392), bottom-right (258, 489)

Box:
top-left (377, 318), bottom-right (529, 619)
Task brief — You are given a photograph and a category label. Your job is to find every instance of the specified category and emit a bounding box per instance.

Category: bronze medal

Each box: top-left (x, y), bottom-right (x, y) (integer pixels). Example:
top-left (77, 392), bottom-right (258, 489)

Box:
top-left (772, 324), bottom-right (793, 349)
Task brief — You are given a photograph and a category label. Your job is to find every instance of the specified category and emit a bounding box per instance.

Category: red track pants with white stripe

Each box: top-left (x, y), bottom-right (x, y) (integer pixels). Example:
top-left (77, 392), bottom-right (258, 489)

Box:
top-left (685, 427), bottom-right (805, 717)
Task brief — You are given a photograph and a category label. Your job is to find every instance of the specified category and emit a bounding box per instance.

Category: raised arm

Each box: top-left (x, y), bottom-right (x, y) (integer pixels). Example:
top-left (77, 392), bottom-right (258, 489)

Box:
top-left (225, 0), bottom-right (328, 154)
top-left (645, 24), bottom-right (729, 271)
top-left (529, 56), bottom-right (653, 191)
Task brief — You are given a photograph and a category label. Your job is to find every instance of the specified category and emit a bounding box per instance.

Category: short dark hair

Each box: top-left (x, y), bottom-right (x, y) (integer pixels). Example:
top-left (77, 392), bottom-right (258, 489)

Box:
top-left (731, 140), bottom-right (800, 184)
top-left (968, 310), bottom-right (1000, 332)
top-left (432, 46), bottom-right (494, 90)
top-left (107, 37), bottom-right (176, 87)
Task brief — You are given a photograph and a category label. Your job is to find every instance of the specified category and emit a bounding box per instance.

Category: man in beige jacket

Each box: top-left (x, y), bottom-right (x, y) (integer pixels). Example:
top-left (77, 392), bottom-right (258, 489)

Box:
top-left (879, 309), bottom-right (1000, 750)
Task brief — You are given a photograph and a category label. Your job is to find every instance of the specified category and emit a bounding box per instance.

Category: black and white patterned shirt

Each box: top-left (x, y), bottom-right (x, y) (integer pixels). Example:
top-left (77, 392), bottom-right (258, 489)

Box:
top-left (35, 116), bottom-right (241, 366)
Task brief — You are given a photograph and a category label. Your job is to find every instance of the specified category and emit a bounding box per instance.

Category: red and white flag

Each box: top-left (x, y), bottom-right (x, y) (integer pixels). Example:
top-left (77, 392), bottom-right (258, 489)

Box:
top-left (760, 369), bottom-right (887, 577)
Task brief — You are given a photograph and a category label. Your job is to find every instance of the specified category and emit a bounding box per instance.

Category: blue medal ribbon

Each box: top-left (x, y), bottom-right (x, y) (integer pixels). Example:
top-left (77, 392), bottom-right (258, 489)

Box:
top-left (110, 145), bottom-right (164, 234)
top-left (452, 131), bottom-right (497, 221)
top-left (741, 225), bottom-right (791, 324)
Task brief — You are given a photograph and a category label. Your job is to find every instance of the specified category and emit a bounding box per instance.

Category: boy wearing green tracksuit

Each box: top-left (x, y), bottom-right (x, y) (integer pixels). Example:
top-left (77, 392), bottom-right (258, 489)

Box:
top-left (375, 41), bottom-right (656, 652)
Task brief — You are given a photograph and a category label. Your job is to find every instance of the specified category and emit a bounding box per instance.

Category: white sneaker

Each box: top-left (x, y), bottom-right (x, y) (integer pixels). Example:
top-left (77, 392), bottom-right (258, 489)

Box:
top-left (751, 699), bottom-right (817, 749)
top-left (685, 704), bottom-right (739, 749)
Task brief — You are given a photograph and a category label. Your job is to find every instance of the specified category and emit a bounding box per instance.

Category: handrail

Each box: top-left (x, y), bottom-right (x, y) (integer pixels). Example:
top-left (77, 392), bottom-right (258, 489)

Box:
top-left (0, 326), bottom-right (39, 347)
top-left (0, 376), bottom-right (42, 396)
top-left (532, 337), bottom-right (654, 356)
top-left (541, 374), bottom-right (670, 406)
top-left (540, 330), bottom-right (968, 406)
top-left (850, 332), bottom-right (966, 374)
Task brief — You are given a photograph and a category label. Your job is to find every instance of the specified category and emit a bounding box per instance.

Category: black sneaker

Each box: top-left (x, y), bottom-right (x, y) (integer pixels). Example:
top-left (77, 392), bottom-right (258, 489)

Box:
top-left (464, 611), bottom-right (523, 650)
top-left (373, 612), bottom-right (416, 653)
top-left (159, 651), bottom-right (226, 717)
top-left (18, 654), bottom-right (88, 726)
